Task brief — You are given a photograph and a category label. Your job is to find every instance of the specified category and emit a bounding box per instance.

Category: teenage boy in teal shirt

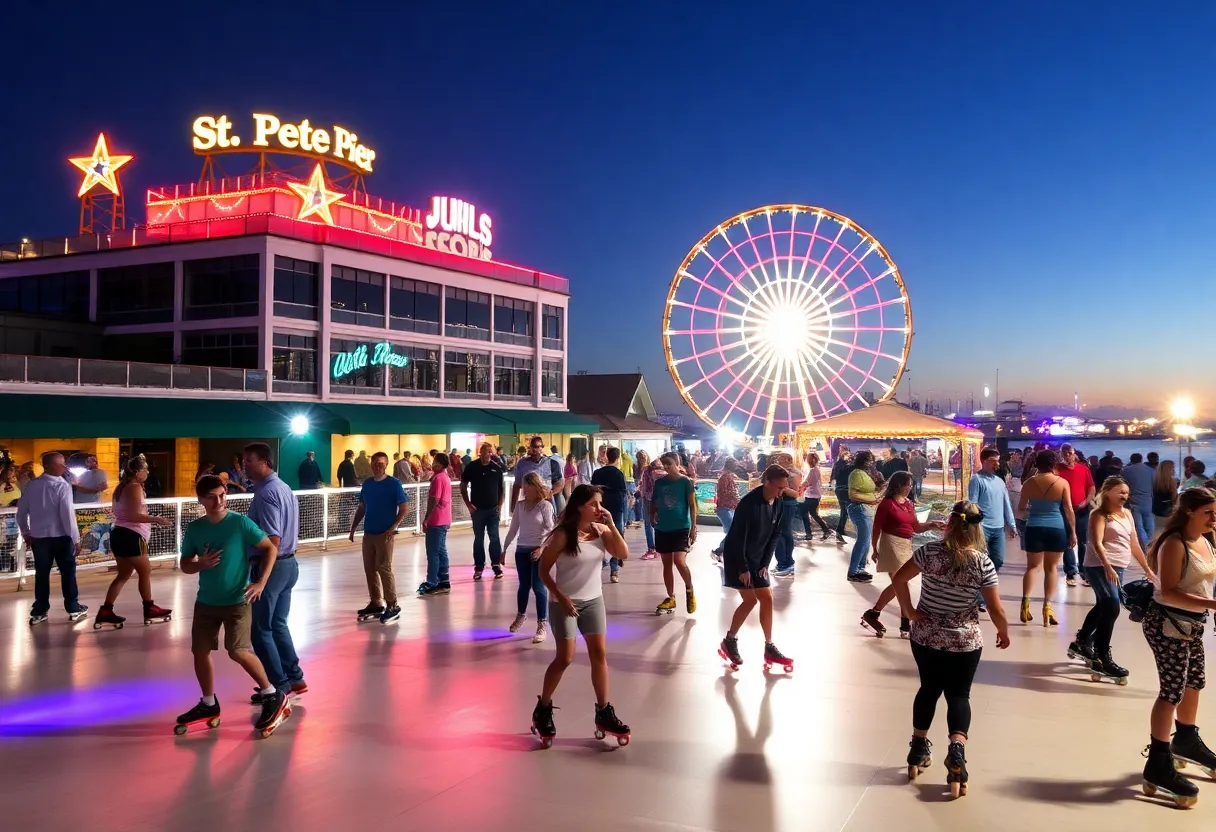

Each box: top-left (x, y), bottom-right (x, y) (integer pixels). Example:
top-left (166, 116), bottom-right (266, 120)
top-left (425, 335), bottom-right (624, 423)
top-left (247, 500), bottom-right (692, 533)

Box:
top-left (174, 475), bottom-right (290, 735)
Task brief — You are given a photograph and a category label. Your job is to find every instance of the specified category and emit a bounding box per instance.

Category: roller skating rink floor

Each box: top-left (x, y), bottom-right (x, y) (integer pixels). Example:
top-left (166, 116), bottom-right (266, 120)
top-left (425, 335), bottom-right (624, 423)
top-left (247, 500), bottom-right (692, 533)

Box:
top-left (2, 523), bottom-right (1214, 831)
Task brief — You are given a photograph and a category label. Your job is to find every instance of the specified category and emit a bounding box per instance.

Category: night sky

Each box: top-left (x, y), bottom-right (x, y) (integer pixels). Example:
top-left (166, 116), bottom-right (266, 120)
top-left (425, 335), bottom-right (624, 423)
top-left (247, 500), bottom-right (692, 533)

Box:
top-left (4, 2), bottom-right (1213, 420)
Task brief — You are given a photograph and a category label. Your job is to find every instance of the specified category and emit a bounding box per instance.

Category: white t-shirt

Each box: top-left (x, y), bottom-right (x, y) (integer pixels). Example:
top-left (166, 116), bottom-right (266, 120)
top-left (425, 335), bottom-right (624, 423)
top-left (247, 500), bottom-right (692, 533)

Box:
top-left (554, 527), bottom-right (610, 601)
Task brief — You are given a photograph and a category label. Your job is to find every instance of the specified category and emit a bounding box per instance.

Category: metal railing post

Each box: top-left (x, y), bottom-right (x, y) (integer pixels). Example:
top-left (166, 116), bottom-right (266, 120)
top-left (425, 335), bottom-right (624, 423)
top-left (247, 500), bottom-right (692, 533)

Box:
top-left (173, 499), bottom-right (183, 569)
top-left (321, 489), bottom-right (329, 551)
top-left (15, 532), bottom-right (25, 591)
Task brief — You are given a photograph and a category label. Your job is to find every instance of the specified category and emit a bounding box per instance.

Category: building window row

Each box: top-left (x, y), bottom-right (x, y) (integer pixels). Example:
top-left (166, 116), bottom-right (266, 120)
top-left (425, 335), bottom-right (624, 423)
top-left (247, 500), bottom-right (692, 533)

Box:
top-left (444, 288), bottom-right (490, 342)
top-left (494, 355), bottom-right (533, 399)
top-left (184, 254), bottom-right (260, 320)
top-left (273, 256), bottom-right (319, 320)
top-left (330, 265), bottom-right (385, 328)
top-left (542, 304), bottom-right (564, 351)
top-left (272, 333), bottom-right (318, 393)
top-left (98, 262), bottom-right (174, 324)
top-left (182, 330), bottom-right (258, 369)
top-left (0, 270), bottom-right (90, 322)
top-left (390, 277), bottom-right (441, 335)
top-left (542, 360), bottom-right (563, 401)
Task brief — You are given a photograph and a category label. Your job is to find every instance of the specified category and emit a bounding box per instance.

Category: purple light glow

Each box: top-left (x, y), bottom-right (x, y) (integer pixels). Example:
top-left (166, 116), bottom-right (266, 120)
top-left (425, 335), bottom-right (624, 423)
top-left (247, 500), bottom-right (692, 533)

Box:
top-left (0, 678), bottom-right (195, 736)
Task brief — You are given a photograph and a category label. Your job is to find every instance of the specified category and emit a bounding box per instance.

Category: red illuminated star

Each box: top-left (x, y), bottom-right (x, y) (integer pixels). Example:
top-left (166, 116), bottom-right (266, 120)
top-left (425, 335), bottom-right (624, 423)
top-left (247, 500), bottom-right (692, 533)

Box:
top-left (69, 133), bottom-right (133, 197)
top-left (287, 164), bottom-right (345, 225)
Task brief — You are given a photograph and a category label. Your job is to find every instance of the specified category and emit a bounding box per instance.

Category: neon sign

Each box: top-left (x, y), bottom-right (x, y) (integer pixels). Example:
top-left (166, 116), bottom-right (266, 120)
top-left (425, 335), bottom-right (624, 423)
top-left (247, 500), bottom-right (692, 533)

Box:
top-left (424, 196), bottom-right (493, 261)
top-left (332, 342), bottom-right (409, 378)
top-left (192, 113), bottom-right (377, 173)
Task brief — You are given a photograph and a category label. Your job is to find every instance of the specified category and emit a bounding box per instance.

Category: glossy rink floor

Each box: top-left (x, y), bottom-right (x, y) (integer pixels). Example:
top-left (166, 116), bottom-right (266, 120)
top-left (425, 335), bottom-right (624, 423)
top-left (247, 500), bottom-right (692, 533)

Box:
top-left (3, 529), bottom-right (1215, 832)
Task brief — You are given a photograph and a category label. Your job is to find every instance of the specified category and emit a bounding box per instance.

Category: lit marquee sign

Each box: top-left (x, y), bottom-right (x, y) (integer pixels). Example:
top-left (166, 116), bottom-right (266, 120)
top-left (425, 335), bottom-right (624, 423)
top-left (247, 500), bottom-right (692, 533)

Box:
top-left (192, 113), bottom-right (377, 173)
top-left (332, 342), bottom-right (409, 379)
top-left (424, 196), bottom-right (493, 261)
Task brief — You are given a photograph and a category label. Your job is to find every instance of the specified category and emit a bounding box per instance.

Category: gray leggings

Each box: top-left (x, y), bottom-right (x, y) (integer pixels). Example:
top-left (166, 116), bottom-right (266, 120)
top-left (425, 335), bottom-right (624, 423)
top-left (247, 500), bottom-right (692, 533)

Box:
top-left (549, 596), bottom-right (607, 640)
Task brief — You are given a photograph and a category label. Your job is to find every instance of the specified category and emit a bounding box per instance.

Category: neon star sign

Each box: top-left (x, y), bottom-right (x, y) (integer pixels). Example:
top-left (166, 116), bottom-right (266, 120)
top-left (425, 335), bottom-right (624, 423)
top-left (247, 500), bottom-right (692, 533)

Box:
top-left (287, 164), bottom-right (345, 225)
top-left (69, 133), bottom-right (133, 197)
top-left (332, 342), bottom-right (409, 379)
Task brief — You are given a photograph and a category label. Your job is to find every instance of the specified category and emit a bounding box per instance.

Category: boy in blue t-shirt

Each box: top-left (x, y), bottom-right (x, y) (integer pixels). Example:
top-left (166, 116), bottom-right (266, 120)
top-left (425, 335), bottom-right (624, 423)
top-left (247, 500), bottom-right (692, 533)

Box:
top-left (650, 452), bottom-right (698, 616)
top-left (174, 475), bottom-right (290, 735)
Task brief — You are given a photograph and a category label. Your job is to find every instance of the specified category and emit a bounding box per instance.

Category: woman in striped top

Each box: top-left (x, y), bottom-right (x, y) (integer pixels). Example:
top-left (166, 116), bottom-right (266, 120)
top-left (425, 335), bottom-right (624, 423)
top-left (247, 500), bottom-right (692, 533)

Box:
top-left (891, 501), bottom-right (1011, 799)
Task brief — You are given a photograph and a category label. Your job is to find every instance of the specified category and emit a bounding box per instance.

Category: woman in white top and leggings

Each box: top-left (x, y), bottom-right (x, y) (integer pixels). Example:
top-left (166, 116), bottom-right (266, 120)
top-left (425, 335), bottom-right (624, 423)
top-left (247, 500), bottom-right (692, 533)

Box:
top-left (531, 484), bottom-right (631, 747)
top-left (1071, 477), bottom-right (1154, 681)
top-left (503, 472), bottom-right (556, 644)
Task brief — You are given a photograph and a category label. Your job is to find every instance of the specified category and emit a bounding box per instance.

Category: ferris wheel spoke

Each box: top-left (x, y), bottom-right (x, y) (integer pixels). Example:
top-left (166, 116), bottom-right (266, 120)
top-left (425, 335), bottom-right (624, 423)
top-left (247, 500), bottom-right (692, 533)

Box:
top-left (682, 341), bottom-right (762, 397)
top-left (821, 264), bottom-right (897, 313)
top-left (713, 225), bottom-right (772, 298)
top-left (667, 299), bottom-right (748, 322)
top-left (827, 325), bottom-right (910, 333)
top-left (816, 337), bottom-right (903, 370)
top-left (734, 217), bottom-right (776, 291)
top-left (670, 339), bottom-right (747, 367)
top-left (824, 296), bottom-right (906, 320)
top-left (799, 236), bottom-right (874, 311)
top-left (677, 269), bottom-right (751, 310)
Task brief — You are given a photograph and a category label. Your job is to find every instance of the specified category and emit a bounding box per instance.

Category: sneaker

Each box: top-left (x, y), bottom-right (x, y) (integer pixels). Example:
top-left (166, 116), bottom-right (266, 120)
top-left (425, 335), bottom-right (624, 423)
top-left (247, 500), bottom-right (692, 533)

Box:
top-left (417, 581), bottom-right (434, 595)
top-left (855, 570), bottom-right (873, 581)
top-left (710, 549), bottom-right (723, 563)
top-left (773, 565), bottom-right (795, 578)
top-left (289, 681), bottom-right (308, 695)
top-left (67, 606), bottom-right (89, 622)
top-left (493, 566), bottom-right (504, 579)
top-left (642, 550), bottom-right (658, 560)
top-left (473, 568), bottom-right (483, 581)
top-left (424, 583), bottom-right (451, 596)
top-left (379, 605), bottom-right (401, 624)
top-left (610, 572), bottom-right (620, 583)
top-left (1080, 576), bottom-right (1090, 588)
top-left (1066, 576), bottom-right (1077, 587)
top-left (509, 613), bottom-right (527, 633)
top-left (847, 572), bottom-right (873, 583)
top-left (532, 621), bottom-right (548, 644)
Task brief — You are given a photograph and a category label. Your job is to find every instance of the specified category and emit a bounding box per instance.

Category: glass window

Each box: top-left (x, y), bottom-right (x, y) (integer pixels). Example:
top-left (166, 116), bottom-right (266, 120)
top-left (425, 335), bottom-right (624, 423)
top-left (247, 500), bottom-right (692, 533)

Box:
top-left (98, 262), bottom-right (174, 324)
top-left (389, 277), bottom-right (441, 335)
top-left (542, 360), bottom-right (563, 401)
top-left (273, 256), bottom-right (319, 320)
top-left (388, 343), bottom-right (440, 398)
top-left (103, 333), bottom-right (174, 364)
top-left (181, 330), bottom-right (258, 369)
top-left (272, 333), bottom-right (317, 392)
top-left (0, 271), bottom-right (90, 321)
top-left (444, 287), bottom-right (490, 341)
top-left (184, 254), bottom-right (260, 320)
top-left (331, 265), bottom-right (385, 327)
top-left (494, 355), bottom-right (533, 399)
top-left (494, 297), bottom-right (534, 346)
top-left (542, 304), bottom-right (564, 351)
top-left (330, 337), bottom-right (383, 395)
top-left (444, 349), bottom-right (490, 397)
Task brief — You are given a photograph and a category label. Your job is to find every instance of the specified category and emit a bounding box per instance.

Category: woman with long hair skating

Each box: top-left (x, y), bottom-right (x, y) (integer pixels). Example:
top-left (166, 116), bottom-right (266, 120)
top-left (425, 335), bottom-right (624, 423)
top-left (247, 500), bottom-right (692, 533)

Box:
top-left (503, 472), bottom-right (556, 644)
top-left (531, 485), bottom-right (631, 747)
top-left (891, 501), bottom-right (1010, 799)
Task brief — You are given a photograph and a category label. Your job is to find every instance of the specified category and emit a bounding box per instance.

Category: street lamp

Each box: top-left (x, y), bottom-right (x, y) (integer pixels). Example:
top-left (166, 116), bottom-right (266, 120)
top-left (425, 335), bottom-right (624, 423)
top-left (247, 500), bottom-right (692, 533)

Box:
top-left (1171, 397), bottom-right (1197, 468)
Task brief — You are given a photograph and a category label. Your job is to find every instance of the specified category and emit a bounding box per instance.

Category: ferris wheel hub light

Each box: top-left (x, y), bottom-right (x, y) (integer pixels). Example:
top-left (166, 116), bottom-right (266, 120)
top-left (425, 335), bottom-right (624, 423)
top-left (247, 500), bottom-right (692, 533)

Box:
top-left (762, 305), bottom-right (808, 358)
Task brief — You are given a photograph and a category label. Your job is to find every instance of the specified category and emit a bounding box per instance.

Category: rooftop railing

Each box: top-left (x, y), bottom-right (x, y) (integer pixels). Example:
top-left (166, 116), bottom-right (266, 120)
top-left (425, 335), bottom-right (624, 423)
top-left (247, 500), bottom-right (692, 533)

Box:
top-left (0, 354), bottom-right (269, 394)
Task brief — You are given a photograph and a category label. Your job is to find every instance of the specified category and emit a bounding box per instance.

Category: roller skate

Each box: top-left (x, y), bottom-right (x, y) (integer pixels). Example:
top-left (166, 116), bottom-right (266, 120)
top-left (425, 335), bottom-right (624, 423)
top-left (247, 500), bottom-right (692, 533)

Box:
top-left (655, 596), bottom-right (676, 616)
top-left (906, 735), bottom-right (933, 780)
top-left (509, 613), bottom-right (527, 633)
top-left (1171, 723), bottom-right (1216, 777)
top-left (289, 681), bottom-right (308, 696)
top-left (718, 634), bottom-right (743, 671)
top-left (254, 690), bottom-right (291, 738)
top-left (143, 600), bottom-right (171, 625)
top-left (1143, 740), bottom-right (1199, 808)
top-left (28, 612), bottom-right (48, 627)
top-left (67, 606), bottom-right (89, 623)
top-left (379, 605), bottom-right (401, 625)
top-left (1067, 632), bottom-right (1097, 664)
top-left (860, 608), bottom-right (887, 637)
top-left (357, 603), bottom-right (385, 622)
top-left (686, 590), bottom-right (697, 614)
top-left (473, 568), bottom-right (484, 581)
top-left (492, 565), bottom-right (504, 579)
top-left (945, 741), bottom-right (969, 798)
top-left (710, 548), bottom-right (722, 563)
top-left (1042, 601), bottom-right (1058, 627)
top-left (593, 702), bottom-right (631, 746)
top-left (1090, 650), bottom-right (1129, 686)
top-left (174, 697), bottom-right (221, 735)
top-left (93, 604), bottom-right (126, 630)
top-left (416, 582), bottom-right (434, 596)
top-left (763, 642), bottom-right (793, 673)
top-left (899, 617), bottom-right (911, 639)
top-left (423, 583), bottom-right (451, 596)
top-left (530, 697), bottom-right (557, 748)
top-left (1019, 597), bottom-right (1033, 624)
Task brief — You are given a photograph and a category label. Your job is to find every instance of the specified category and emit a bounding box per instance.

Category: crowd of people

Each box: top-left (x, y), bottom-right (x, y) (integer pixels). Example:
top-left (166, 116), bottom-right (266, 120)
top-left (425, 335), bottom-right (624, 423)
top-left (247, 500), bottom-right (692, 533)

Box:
top-left (6, 435), bottom-right (1216, 805)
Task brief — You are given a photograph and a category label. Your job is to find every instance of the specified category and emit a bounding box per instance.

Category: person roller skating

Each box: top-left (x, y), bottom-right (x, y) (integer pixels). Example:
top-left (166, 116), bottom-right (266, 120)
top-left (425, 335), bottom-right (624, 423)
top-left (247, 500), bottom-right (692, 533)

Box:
top-left (1067, 631), bottom-right (1097, 665)
top-left (1090, 649), bottom-right (1129, 685)
top-left (906, 735), bottom-right (932, 780)
top-left (174, 697), bottom-right (222, 735)
top-left (889, 501), bottom-right (1010, 800)
top-left (98, 456), bottom-right (176, 630)
top-left (94, 606), bottom-right (126, 630)
top-left (143, 600), bottom-right (172, 625)
top-left (1137, 488), bottom-right (1216, 810)
top-left (357, 603), bottom-right (385, 622)
top-left (719, 466), bottom-right (791, 674)
top-left (1171, 723), bottom-right (1216, 777)
top-left (650, 453), bottom-right (697, 617)
top-left (533, 484), bottom-right (631, 748)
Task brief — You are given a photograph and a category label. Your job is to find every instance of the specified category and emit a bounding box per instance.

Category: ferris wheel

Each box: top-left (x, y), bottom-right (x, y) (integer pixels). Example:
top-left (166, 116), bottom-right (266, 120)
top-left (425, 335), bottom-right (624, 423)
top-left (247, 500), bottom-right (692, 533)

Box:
top-left (663, 205), bottom-right (912, 438)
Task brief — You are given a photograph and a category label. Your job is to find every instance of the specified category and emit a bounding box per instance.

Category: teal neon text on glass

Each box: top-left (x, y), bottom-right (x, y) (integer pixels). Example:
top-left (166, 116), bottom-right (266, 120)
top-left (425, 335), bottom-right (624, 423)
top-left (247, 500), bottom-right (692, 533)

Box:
top-left (332, 342), bottom-right (409, 378)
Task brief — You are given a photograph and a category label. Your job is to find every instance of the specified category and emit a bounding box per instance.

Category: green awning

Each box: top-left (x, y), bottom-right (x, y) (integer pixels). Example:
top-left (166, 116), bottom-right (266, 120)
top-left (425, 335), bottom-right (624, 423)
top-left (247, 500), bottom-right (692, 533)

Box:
top-left (0, 395), bottom-right (344, 439)
top-left (482, 409), bottom-right (601, 434)
top-left (318, 403), bottom-right (519, 435)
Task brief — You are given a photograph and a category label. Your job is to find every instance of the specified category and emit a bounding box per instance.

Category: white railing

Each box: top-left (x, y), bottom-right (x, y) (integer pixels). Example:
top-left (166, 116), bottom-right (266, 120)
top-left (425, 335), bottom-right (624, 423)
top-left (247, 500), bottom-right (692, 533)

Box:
top-left (0, 480), bottom-right (515, 589)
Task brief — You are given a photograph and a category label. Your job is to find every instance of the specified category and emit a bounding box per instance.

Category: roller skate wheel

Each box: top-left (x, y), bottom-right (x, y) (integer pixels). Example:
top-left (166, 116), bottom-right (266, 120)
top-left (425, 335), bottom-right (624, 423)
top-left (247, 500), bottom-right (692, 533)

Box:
top-left (782, 664), bottom-right (793, 674)
top-left (1177, 795), bottom-right (1198, 808)
top-left (617, 734), bottom-right (629, 747)
top-left (1174, 759), bottom-right (1187, 770)
top-left (1142, 782), bottom-right (1157, 796)
top-left (174, 724), bottom-right (187, 735)
top-left (763, 662), bottom-right (772, 671)
top-left (541, 737), bottom-right (553, 749)
top-left (261, 728), bottom-right (273, 739)
top-left (530, 726), bottom-right (537, 736)
top-left (950, 781), bottom-right (964, 799)
top-left (1091, 674), bottom-right (1102, 683)
top-left (594, 729), bottom-right (605, 740)
top-left (93, 621), bottom-right (102, 630)
top-left (907, 765), bottom-right (918, 781)
top-left (1117, 677), bottom-right (1128, 686)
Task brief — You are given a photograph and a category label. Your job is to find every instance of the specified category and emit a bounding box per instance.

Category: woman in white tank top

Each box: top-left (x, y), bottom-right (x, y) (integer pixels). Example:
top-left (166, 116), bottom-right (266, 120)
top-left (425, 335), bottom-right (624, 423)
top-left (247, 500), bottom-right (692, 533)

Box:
top-left (1071, 478), bottom-right (1154, 679)
top-left (96, 457), bottom-right (175, 628)
top-left (531, 484), bottom-right (631, 747)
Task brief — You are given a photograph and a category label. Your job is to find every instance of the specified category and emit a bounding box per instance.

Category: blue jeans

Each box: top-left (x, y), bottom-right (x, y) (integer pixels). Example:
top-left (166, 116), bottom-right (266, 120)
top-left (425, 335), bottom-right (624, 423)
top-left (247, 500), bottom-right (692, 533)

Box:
top-left (626, 482), bottom-right (639, 522)
top-left (641, 497), bottom-right (655, 550)
top-left (847, 503), bottom-right (872, 575)
top-left (1129, 503), bottom-right (1153, 551)
top-left (608, 509), bottom-right (625, 574)
top-left (983, 527), bottom-right (1006, 572)
top-left (1063, 506), bottom-right (1089, 578)
top-left (251, 557), bottom-right (302, 692)
top-left (514, 546), bottom-right (548, 619)
top-left (834, 490), bottom-right (851, 536)
top-left (31, 536), bottom-right (81, 616)
top-left (774, 498), bottom-right (798, 570)
top-left (425, 525), bottom-right (450, 586)
top-left (714, 507), bottom-right (735, 553)
top-left (1079, 564), bottom-right (1124, 653)
top-left (471, 507), bottom-right (502, 571)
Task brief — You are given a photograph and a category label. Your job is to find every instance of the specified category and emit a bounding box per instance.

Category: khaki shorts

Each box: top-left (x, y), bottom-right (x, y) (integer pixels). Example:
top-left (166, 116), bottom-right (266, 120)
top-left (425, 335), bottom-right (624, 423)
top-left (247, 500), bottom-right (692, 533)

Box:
top-left (191, 601), bottom-right (252, 653)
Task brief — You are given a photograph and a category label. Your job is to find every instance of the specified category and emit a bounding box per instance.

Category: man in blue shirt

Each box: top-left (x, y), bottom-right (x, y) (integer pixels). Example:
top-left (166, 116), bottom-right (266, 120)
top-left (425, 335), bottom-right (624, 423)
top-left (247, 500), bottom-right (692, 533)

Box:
top-left (511, 436), bottom-right (565, 509)
top-left (1122, 452), bottom-right (1155, 549)
top-left (244, 443), bottom-right (306, 700)
top-left (349, 452), bottom-right (409, 624)
top-left (967, 447), bottom-right (1017, 572)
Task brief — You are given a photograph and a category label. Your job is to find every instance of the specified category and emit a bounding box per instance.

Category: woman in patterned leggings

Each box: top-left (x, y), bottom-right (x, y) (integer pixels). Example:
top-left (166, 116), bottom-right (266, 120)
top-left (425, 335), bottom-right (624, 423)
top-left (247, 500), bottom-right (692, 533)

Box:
top-left (1140, 488), bottom-right (1216, 808)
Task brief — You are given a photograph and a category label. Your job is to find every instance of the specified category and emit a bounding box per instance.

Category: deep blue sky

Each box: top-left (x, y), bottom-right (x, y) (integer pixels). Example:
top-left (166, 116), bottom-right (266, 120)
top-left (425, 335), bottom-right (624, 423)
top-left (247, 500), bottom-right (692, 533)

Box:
top-left (3, 2), bottom-right (1213, 419)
